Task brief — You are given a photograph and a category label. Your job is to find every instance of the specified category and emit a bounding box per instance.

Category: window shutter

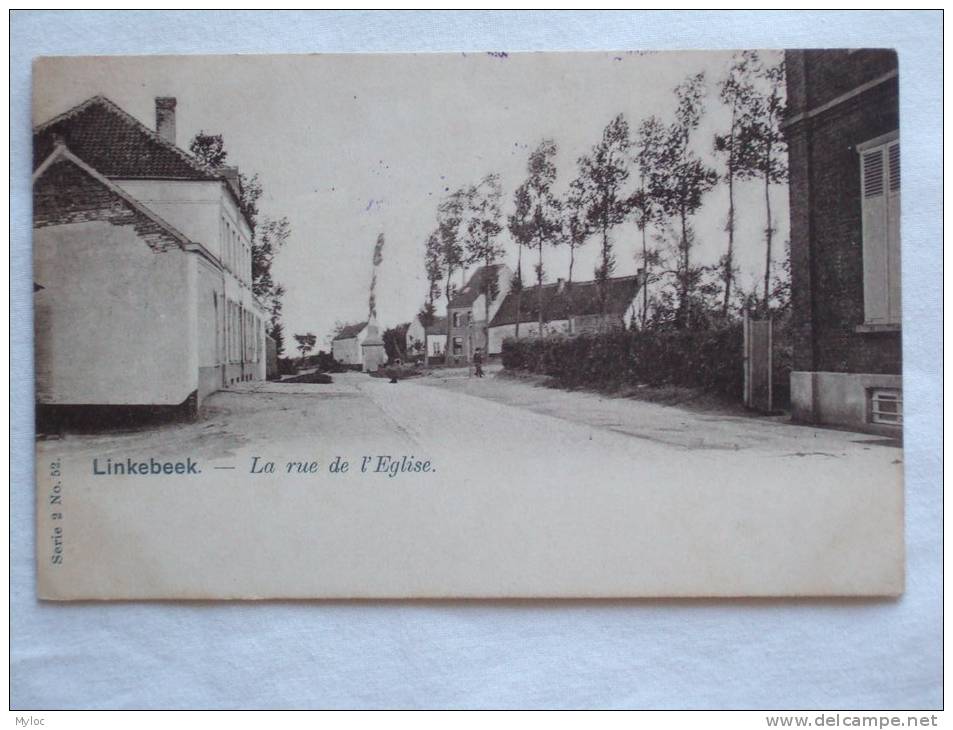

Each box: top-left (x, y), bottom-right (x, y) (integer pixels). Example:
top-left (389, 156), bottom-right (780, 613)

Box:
top-left (861, 147), bottom-right (889, 323)
top-left (886, 142), bottom-right (901, 322)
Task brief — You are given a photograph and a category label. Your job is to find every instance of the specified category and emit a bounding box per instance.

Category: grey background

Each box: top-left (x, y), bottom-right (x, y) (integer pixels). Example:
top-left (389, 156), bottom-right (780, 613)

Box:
top-left (11, 10), bottom-right (942, 709)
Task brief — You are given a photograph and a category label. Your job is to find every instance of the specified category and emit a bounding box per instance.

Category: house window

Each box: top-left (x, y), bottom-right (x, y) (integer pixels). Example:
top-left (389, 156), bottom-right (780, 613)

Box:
top-left (452, 312), bottom-right (462, 327)
top-left (869, 387), bottom-right (902, 426)
top-left (859, 132), bottom-right (900, 325)
top-left (452, 337), bottom-right (463, 355)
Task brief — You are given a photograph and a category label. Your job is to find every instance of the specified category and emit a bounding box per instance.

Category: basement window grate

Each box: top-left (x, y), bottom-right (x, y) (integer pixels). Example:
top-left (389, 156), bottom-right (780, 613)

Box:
top-left (869, 388), bottom-right (902, 426)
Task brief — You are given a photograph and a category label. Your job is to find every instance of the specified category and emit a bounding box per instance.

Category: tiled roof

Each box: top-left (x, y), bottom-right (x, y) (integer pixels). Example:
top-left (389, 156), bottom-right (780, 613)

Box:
top-left (489, 276), bottom-right (639, 327)
top-left (333, 321), bottom-right (367, 341)
top-left (447, 264), bottom-right (507, 309)
top-left (34, 95), bottom-right (220, 182)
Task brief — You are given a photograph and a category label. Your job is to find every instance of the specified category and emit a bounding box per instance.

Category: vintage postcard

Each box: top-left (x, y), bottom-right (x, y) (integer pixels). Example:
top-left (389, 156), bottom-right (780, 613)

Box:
top-left (32, 51), bottom-right (903, 599)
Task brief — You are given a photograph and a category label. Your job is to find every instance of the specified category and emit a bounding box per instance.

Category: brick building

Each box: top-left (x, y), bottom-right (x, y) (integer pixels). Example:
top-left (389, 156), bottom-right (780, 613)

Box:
top-left (784, 50), bottom-right (901, 434)
top-left (445, 264), bottom-right (512, 364)
top-left (33, 96), bottom-right (268, 415)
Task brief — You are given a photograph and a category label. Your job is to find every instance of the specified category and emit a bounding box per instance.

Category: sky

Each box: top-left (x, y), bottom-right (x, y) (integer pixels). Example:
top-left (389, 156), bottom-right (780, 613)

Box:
top-left (34, 51), bottom-right (788, 348)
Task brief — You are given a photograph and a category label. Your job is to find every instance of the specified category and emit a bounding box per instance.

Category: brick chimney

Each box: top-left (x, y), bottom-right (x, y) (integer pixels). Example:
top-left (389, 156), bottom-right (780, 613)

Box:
top-left (155, 97), bottom-right (177, 145)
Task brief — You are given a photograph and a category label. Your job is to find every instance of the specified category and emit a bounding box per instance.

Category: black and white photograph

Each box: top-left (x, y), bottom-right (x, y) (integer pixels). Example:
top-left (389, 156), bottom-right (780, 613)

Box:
top-left (32, 49), bottom-right (904, 599)
top-left (12, 8), bottom-right (945, 716)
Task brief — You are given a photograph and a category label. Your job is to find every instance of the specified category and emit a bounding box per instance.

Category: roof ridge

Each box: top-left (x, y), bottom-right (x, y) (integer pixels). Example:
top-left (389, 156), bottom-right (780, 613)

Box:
top-left (517, 274), bottom-right (640, 290)
top-left (34, 94), bottom-right (221, 181)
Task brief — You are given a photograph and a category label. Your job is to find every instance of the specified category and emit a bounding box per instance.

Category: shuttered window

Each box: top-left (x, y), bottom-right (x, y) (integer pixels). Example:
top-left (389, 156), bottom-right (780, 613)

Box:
top-left (859, 133), bottom-right (901, 325)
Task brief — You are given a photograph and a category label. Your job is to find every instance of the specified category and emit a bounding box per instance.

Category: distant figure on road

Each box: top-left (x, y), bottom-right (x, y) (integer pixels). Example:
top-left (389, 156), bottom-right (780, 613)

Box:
top-left (473, 348), bottom-right (484, 378)
top-left (389, 358), bottom-right (401, 384)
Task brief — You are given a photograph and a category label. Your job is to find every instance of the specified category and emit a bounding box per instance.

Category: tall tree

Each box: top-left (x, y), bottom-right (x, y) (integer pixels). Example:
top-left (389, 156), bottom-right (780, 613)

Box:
top-left (437, 186), bottom-right (468, 353)
top-left (252, 217), bottom-right (290, 354)
top-left (419, 229), bottom-right (444, 367)
top-left (509, 139), bottom-right (564, 336)
top-left (423, 229), bottom-right (443, 326)
top-left (464, 173), bottom-right (504, 350)
top-left (649, 74), bottom-right (718, 328)
top-left (714, 51), bottom-right (760, 316)
top-left (507, 187), bottom-right (528, 340)
top-left (750, 57), bottom-right (788, 312)
top-left (565, 178), bottom-right (590, 285)
top-left (367, 233), bottom-right (385, 322)
top-left (572, 115), bottom-right (635, 314)
top-left (632, 116), bottom-right (666, 328)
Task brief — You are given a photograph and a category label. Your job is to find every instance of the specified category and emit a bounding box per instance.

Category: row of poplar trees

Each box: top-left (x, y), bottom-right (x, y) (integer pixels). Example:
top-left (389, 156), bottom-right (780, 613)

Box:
top-left (420, 51), bottom-right (787, 350)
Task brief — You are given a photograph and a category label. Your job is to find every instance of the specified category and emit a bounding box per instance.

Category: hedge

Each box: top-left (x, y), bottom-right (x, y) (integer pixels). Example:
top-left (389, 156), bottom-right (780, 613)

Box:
top-left (500, 324), bottom-right (744, 399)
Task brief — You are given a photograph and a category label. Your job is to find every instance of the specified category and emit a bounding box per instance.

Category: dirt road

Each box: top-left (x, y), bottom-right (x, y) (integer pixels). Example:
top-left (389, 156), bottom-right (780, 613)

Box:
top-left (37, 370), bottom-right (903, 598)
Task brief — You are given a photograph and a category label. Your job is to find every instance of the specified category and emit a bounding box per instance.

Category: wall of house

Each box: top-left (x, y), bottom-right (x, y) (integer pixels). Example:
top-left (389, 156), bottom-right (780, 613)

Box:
top-left (114, 179), bottom-right (252, 264)
top-left (266, 335), bottom-right (278, 379)
top-left (332, 337), bottom-right (362, 365)
top-left (425, 334), bottom-right (447, 357)
top-left (34, 220), bottom-right (194, 406)
top-left (195, 256), bottom-right (224, 402)
top-left (571, 313), bottom-right (626, 335)
top-left (791, 371), bottom-right (902, 436)
top-left (446, 307), bottom-right (470, 364)
top-left (785, 50), bottom-right (902, 434)
top-left (786, 50), bottom-right (901, 377)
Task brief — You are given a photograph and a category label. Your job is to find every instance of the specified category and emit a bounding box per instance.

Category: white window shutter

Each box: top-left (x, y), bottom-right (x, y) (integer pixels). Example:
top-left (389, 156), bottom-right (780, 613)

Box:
top-left (886, 142), bottom-right (901, 323)
top-left (861, 147), bottom-right (889, 323)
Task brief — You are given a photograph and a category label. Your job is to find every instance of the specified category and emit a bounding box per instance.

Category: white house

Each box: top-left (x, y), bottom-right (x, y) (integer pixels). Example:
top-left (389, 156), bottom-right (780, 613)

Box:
top-left (405, 315), bottom-right (447, 359)
top-left (487, 275), bottom-right (640, 354)
top-left (331, 321), bottom-right (369, 365)
top-left (33, 95), bottom-right (268, 415)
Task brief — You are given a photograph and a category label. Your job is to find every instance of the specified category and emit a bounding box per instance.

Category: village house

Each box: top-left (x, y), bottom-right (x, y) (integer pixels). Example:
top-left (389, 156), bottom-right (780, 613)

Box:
top-left (32, 95), bottom-right (268, 416)
top-left (405, 314), bottom-right (447, 360)
top-left (331, 321), bottom-right (370, 366)
top-left (487, 275), bottom-right (641, 355)
top-left (445, 263), bottom-right (513, 364)
top-left (784, 49), bottom-right (901, 435)
top-left (331, 318), bottom-right (388, 371)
